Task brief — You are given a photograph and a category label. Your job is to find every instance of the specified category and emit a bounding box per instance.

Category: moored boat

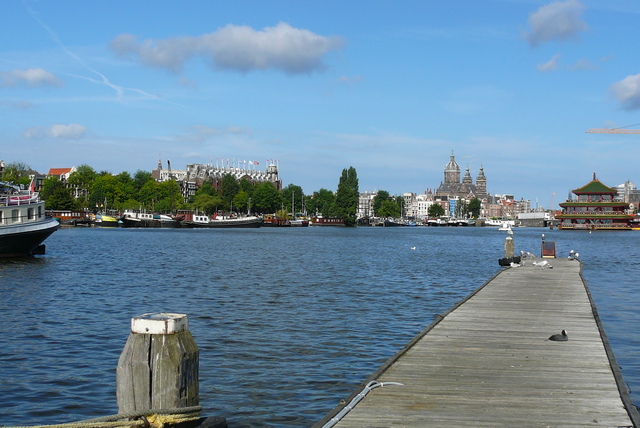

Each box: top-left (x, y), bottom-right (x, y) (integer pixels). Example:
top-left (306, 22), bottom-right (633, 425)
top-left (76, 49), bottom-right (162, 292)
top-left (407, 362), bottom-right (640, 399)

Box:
top-left (119, 211), bottom-right (178, 228)
top-left (289, 218), bottom-right (309, 227)
top-left (94, 213), bottom-right (119, 227)
top-left (310, 216), bottom-right (345, 226)
top-left (0, 181), bottom-right (59, 257)
top-left (182, 213), bottom-right (263, 228)
top-left (262, 214), bottom-right (291, 227)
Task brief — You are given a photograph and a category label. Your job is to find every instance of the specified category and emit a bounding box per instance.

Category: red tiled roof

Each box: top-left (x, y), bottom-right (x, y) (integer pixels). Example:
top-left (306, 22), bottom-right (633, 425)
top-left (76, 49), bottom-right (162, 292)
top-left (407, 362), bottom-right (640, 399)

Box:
top-left (48, 167), bottom-right (73, 176)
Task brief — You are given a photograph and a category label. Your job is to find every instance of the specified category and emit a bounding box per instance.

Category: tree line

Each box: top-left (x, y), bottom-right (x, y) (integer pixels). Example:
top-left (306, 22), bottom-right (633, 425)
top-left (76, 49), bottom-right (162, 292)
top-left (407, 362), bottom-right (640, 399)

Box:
top-left (0, 162), bottom-right (363, 226)
top-left (2, 161), bottom-right (481, 223)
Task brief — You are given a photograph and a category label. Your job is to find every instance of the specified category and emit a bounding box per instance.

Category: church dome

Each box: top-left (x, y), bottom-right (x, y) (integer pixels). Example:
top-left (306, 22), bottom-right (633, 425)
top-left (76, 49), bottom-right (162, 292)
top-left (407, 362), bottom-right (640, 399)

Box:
top-left (445, 153), bottom-right (460, 173)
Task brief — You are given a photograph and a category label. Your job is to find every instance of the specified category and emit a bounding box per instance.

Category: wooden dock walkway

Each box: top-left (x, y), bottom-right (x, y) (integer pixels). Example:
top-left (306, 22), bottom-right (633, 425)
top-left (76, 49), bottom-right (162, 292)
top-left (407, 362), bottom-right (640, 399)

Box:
top-left (315, 258), bottom-right (639, 427)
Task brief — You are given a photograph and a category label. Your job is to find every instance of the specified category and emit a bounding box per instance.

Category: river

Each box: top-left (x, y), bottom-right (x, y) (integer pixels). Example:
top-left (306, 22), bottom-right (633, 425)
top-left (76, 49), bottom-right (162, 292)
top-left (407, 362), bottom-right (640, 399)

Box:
top-left (0, 226), bottom-right (638, 427)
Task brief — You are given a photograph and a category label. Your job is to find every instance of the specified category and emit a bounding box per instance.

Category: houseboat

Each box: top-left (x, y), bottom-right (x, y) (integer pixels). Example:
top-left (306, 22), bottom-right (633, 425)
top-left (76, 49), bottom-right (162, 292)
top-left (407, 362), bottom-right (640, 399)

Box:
top-left (310, 216), bottom-right (345, 226)
top-left (180, 211), bottom-right (262, 228)
top-left (0, 181), bottom-right (59, 257)
top-left (556, 173), bottom-right (633, 230)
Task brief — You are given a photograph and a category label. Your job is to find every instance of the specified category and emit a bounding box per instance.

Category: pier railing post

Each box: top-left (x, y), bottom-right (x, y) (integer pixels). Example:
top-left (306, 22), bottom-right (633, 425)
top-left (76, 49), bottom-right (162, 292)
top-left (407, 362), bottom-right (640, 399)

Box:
top-left (116, 313), bottom-right (199, 413)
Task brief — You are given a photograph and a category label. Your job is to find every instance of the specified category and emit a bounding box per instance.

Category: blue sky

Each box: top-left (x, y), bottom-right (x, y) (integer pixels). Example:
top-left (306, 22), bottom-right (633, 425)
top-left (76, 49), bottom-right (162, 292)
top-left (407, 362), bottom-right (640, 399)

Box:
top-left (2, 0), bottom-right (640, 209)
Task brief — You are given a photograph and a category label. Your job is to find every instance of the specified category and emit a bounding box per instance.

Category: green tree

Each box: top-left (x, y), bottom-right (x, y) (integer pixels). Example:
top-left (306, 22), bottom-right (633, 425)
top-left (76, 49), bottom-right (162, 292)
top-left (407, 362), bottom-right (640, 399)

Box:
top-left (307, 188), bottom-right (335, 217)
top-left (332, 166), bottom-right (359, 226)
top-left (113, 172), bottom-right (136, 209)
top-left (233, 190), bottom-right (250, 213)
top-left (379, 199), bottom-right (401, 218)
top-left (42, 176), bottom-right (75, 210)
top-left (68, 164), bottom-right (96, 209)
top-left (282, 183), bottom-right (304, 214)
top-left (252, 182), bottom-right (282, 214)
top-left (156, 180), bottom-right (182, 213)
top-left (1, 161), bottom-right (31, 186)
top-left (193, 193), bottom-right (224, 214)
top-left (428, 203), bottom-right (445, 218)
top-left (220, 174), bottom-right (239, 206)
top-left (372, 190), bottom-right (391, 217)
top-left (133, 170), bottom-right (153, 189)
top-left (89, 173), bottom-right (117, 212)
top-left (138, 180), bottom-right (158, 209)
top-left (239, 178), bottom-right (255, 197)
top-left (468, 197), bottom-right (482, 219)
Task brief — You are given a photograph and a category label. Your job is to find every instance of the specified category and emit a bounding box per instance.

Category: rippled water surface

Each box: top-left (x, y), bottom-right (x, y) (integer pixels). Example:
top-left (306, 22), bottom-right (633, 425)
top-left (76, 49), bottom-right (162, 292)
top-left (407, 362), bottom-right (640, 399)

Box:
top-left (0, 226), bottom-right (638, 427)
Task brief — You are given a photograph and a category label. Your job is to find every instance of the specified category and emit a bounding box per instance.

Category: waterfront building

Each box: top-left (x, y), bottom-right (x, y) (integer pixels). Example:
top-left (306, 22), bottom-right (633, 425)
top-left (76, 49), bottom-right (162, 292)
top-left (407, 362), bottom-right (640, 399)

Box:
top-left (357, 191), bottom-right (377, 220)
top-left (405, 193), bottom-right (449, 222)
top-left (402, 192), bottom-right (416, 219)
top-left (152, 159), bottom-right (282, 202)
top-left (556, 174), bottom-right (633, 230)
top-left (613, 180), bottom-right (640, 210)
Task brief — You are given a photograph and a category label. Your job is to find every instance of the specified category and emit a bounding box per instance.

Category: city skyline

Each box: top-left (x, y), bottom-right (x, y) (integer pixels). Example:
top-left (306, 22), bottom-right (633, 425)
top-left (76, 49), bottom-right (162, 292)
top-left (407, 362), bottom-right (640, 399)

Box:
top-left (2, 1), bottom-right (640, 209)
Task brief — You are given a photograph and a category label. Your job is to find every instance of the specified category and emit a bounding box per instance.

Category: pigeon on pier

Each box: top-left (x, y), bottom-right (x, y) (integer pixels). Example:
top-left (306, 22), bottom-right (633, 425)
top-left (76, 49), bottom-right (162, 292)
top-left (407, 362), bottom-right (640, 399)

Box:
top-left (548, 330), bottom-right (568, 341)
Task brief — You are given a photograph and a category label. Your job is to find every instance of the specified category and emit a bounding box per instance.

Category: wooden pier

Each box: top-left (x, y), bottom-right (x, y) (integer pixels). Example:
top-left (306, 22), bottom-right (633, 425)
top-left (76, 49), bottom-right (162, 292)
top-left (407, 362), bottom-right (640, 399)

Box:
top-left (315, 258), bottom-right (639, 427)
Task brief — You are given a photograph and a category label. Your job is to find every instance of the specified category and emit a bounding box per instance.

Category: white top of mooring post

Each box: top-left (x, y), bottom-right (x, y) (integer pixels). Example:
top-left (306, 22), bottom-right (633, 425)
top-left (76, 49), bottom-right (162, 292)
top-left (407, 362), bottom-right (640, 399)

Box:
top-left (131, 313), bottom-right (189, 334)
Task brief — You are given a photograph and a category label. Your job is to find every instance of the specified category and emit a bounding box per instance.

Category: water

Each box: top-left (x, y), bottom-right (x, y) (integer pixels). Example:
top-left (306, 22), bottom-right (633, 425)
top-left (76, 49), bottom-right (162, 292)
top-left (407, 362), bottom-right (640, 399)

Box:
top-left (0, 226), bottom-right (638, 427)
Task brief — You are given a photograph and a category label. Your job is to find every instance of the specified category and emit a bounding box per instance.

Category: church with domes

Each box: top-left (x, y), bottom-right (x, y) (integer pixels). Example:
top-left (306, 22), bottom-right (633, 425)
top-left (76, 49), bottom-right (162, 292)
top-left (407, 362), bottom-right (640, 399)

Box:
top-left (435, 152), bottom-right (487, 200)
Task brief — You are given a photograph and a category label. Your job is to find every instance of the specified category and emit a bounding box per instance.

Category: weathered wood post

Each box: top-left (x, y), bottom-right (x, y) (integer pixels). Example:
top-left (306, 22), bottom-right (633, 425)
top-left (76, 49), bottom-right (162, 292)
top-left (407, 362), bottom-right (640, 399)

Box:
top-left (116, 313), bottom-right (199, 413)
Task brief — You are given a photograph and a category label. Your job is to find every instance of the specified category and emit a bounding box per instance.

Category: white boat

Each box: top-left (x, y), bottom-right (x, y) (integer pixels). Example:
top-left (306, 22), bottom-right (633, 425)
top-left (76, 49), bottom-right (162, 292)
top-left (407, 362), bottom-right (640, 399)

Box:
top-left (485, 218), bottom-right (516, 228)
top-left (498, 222), bottom-right (513, 231)
top-left (0, 181), bottom-right (59, 257)
top-left (182, 214), bottom-right (263, 228)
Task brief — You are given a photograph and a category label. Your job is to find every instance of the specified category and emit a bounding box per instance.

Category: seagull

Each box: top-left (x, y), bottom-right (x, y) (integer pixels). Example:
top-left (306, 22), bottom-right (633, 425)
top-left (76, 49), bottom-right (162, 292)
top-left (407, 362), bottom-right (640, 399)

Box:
top-left (410, 246), bottom-right (416, 250)
top-left (549, 330), bottom-right (568, 341)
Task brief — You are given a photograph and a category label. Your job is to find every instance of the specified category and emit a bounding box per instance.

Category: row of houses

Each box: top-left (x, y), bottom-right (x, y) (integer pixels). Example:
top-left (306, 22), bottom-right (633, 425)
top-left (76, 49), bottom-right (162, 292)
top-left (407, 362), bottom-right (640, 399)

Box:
top-left (357, 190), bottom-right (532, 222)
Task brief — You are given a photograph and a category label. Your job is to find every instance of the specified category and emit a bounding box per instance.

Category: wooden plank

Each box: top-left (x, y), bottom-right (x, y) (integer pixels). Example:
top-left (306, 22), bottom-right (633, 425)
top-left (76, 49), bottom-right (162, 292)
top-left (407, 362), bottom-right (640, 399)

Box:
top-left (316, 258), bottom-right (638, 427)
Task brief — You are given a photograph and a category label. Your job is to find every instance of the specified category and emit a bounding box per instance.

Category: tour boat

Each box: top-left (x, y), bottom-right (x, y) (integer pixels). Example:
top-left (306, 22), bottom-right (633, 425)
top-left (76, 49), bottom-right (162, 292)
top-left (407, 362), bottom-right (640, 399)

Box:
top-left (0, 181), bottom-right (59, 257)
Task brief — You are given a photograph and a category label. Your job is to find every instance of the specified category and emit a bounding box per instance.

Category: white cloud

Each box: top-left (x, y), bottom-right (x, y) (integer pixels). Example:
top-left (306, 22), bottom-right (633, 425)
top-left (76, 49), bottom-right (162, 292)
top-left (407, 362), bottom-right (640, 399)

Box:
top-left (0, 100), bottom-right (34, 109)
top-left (610, 73), bottom-right (640, 110)
top-left (110, 22), bottom-right (344, 75)
top-left (173, 125), bottom-right (250, 143)
top-left (23, 126), bottom-right (45, 139)
top-left (568, 58), bottom-right (597, 71)
top-left (50, 123), bottom-right (86, 139)
top-left (24, 123), bottom-right (87, 139)
top-left (537, 54), bottom-right (561, 72)
top-left (0, 68), bottom-right (62, 87)
top-left (523, 0), bottom-right (588, 47)
top-left (338, 75), bottom-right (363, 84)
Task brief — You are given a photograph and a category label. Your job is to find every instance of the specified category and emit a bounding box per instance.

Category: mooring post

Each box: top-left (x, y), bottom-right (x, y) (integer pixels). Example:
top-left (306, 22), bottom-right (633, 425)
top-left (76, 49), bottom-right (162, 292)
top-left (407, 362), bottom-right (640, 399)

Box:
top-left (504, 236), bottom-right (514, 259)
top-left (116, 313), bottom-right (199, 413)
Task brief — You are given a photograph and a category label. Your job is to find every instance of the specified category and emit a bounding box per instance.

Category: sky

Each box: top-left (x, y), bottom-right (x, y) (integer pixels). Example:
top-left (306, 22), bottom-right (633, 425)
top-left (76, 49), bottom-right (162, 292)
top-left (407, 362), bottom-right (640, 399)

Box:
top-left (2, 0), bottom-right (640, 210)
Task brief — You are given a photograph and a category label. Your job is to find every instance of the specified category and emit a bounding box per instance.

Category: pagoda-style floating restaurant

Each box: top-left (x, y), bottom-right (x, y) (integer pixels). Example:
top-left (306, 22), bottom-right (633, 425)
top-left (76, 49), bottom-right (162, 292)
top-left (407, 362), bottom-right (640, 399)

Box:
top-left (556, 173), bottom-right (635, 230)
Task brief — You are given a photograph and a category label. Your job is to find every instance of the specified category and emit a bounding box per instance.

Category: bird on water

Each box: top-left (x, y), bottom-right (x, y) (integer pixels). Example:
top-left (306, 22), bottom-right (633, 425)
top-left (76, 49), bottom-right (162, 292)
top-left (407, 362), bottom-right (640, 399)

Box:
top-left (549, 330), bottom-right (568, 341)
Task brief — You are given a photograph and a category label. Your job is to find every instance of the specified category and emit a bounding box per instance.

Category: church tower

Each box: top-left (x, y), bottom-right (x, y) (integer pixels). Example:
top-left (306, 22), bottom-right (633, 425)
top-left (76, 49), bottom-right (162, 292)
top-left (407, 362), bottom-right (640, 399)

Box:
top-left (462, 166), bottom-right (473, 185)
top-left (476, 165), bottom-right (487, 196)
top-left (444, 152), bottom-right (460, 184)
